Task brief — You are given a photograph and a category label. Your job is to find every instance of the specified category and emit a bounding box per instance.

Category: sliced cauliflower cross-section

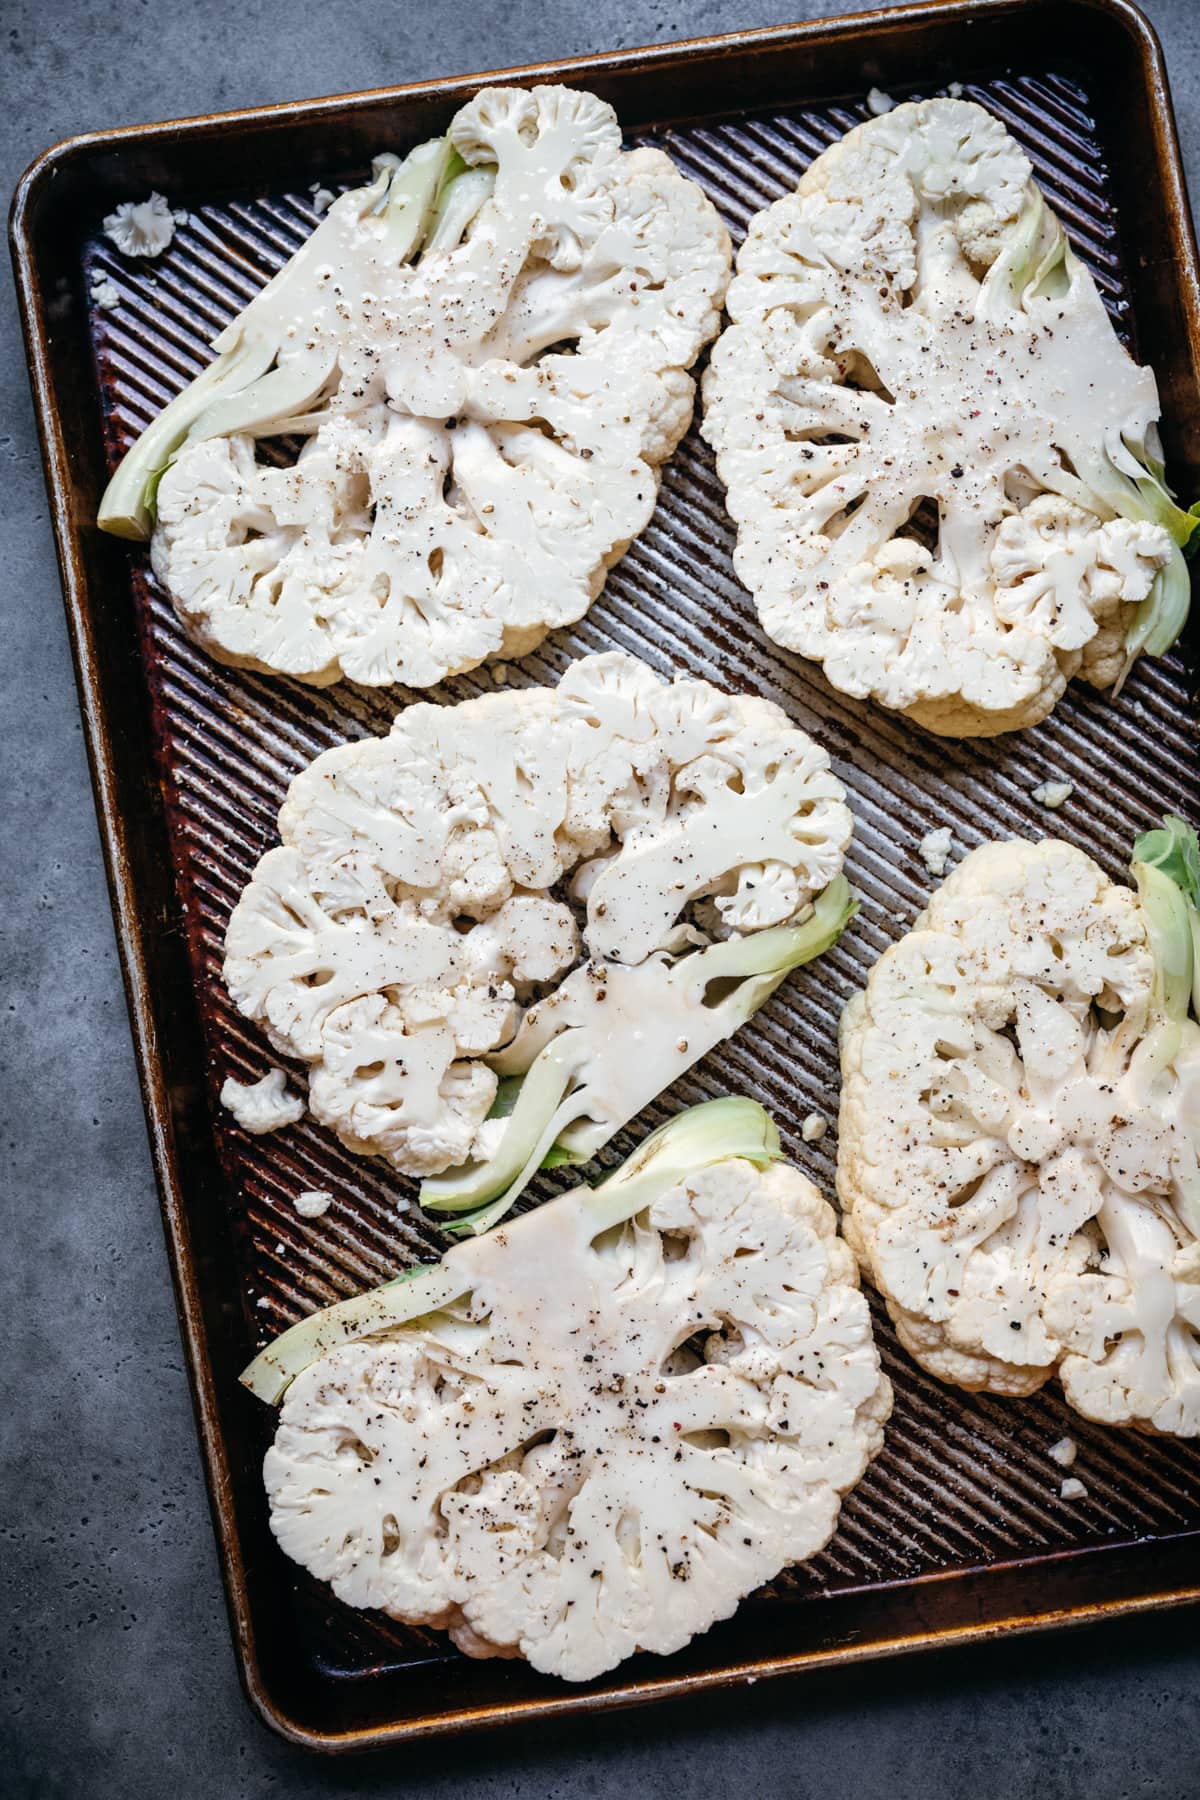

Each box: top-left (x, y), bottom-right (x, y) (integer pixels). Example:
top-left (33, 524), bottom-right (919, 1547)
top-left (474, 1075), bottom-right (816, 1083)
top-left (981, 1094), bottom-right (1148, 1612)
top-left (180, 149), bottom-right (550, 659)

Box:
top-left (98, 86), bottom-right (731, 690)
top-left (248, 1098), bottom-right (892, 1681)
top-left (224, 651), bottom-right (854, 1227)
top-left (703, 98), bottom-right (1196, 737)
top-left (838, 818), bottom-right (1200, 1434)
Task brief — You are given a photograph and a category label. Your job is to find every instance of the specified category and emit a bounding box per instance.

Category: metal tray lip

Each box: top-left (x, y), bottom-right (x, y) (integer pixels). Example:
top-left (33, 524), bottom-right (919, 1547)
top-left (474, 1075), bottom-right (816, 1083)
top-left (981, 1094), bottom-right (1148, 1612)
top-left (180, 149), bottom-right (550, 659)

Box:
top-left (10, 0), bottom-right (1200, 1753)
top-left (256, 1576), bottom-right (1200, 1754)
top-left (4, 0), bottom-right (1173, 204)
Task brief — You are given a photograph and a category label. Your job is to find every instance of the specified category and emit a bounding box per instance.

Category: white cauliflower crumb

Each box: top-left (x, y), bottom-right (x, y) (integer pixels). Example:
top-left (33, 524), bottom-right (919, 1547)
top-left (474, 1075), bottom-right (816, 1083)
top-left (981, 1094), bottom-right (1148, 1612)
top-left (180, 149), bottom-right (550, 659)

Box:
top-left (90, 276), bottom-right (121, 311)
top-left (220, 1068), bottom-right (305, 1134)
top-left (866, 87), bottom-right (896, 115)
top-left (947, 81), bottom-right (964, 99)
top-left (274, 1241), bottom-right (286, 1254)
top-left (392, 1200), bottom-right (411, 1219)
top-left (491, 663), bottom-right (512, 686)
top-left (294, 1189), bottom-right (333, 1219)
top-left (801, 1112), bottom-right (828, 1143)
top-left (102, 191), bottom-right (178, 258)
top-left (256, 1297), bottom-right (271, 1310)
top-left (173, 209), bottom-right (189, 226)
top-left (918, 827), bottom-right (955, 877)
top-left (1048, 1436), bottom-right (1078, 1468)
top-left (1060, 1477), bottom-right (1088, 1500)
top-left (309, 186), bottom-right (335, 214)
top-left (1033, 779), bottom-right (1074, 809)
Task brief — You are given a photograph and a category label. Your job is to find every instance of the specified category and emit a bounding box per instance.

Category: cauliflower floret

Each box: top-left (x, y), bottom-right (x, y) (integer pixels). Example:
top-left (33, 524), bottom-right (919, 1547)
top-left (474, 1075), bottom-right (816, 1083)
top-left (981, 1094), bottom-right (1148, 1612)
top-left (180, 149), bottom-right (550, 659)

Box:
top-left (703, 99), bottom-right (1189, 737)
top-left (225, 653), bottom-right (852, 1191)
top-left (103, 191), bottom-right (178, 257)
top-left (220, 1068), bottom-right (305, 1134)
top-left (838, 833), bottom-right (1200, 1434)
top-left (109, 88), bottom-right (731, 689)
top-left (261, 1123), bottom-right (891, 1681)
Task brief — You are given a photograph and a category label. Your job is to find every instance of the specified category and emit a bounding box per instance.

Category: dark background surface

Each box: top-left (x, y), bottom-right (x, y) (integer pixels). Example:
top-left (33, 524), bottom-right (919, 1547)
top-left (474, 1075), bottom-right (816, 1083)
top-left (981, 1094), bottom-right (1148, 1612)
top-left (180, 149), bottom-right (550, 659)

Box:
top-left (3, 2), bottom-right (1198, 1794)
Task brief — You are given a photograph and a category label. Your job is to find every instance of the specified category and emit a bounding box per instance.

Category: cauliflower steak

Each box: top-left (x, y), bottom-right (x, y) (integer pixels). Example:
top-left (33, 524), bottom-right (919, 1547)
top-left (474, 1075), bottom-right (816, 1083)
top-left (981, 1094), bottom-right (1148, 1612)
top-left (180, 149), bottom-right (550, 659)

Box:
top-left (250, 1099), bottom-right (892, 1681)
top-left (839, 821), bottom-right (1200, 1433)
top-left (703, 99), bottom-right (1196, 736)
top-left (99, 87), bottom-right (731, 688)
top-left (224, 652), bottom-right (854, 1226)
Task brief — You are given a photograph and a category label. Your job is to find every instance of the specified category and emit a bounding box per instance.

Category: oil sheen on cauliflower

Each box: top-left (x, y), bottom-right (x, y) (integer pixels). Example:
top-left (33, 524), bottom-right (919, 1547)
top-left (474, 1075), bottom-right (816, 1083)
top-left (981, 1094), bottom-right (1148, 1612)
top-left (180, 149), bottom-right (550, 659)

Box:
top-left (107, 86), bottom-right (729, 688)
top-left (702, 99), bottom-right (1195, 737)
top-left (838, 836), bottom-right (1200, 1434)
top-left (261, 1119), bottom-right (891, 1681)
top-left (224, 651), bottom-right (852, 1210)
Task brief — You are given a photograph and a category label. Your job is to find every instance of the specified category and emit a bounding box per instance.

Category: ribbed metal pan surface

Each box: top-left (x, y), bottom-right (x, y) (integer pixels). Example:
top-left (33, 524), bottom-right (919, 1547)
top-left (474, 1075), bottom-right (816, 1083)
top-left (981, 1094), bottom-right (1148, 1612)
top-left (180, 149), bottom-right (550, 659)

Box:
top-left (13, 0), bottom-right (1200, 1748)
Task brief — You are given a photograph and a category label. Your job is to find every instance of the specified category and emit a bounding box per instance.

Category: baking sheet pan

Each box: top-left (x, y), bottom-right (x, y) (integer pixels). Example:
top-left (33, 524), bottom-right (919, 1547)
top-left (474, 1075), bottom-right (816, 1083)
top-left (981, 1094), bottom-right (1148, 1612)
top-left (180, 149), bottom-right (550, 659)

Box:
top-left (11, 0), bottom-right (1200, 1750)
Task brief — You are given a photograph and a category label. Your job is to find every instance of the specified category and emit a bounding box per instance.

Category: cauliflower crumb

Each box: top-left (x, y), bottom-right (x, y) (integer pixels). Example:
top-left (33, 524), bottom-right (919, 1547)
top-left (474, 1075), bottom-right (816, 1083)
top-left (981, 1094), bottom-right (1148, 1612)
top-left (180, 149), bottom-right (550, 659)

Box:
top-left (1032, 780), bottom-right (1074, 809)
top-left (393, 1200), bottom-right (411, 1219)
top-left (491, 662), bottom-right (512, 686)
top-left (1048, 1436), bottom-right (1077, 1468)
top-left (89, 275), bottom-right (121, 311)
top-left (102, 191), bottom-right (178, 258)
top-left (801, 1112), bottom-right (828, 1143)
top-left (221, 1068), bottom-right (305, 1134)
top-left (866, 87), bottom-right (896, 116)
top-left (1060, 1477), bottom-right (1088, 1501)
top-left (947, 81), bottom-right (964, 99)
top-left (918, 827), bottom-right (955, 877)
top-left (294, 1189), bottom-right (333, 1219)
top-left (310, 186), bottom-right (335, 214)
top-left (274, 1241), bottom-right (286, 1255)
top-left (256, 1296), bottom-right (271, 1310)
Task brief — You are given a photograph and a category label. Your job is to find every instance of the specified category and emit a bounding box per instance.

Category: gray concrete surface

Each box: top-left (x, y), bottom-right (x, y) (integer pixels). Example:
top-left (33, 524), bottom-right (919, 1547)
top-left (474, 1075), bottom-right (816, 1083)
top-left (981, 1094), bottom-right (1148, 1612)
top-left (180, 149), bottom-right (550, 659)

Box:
top-left (3, 1), bottom-right (1199, 1793)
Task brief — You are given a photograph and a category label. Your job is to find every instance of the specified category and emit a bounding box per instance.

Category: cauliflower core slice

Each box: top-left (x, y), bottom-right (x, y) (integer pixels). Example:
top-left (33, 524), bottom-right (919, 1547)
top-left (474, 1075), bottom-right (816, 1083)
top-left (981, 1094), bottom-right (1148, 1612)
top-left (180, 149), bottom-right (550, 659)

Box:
top-left (262, 1127), bottom-right (890, 1681)
top-left (225, 651), bottom-right (852, 1204)
top-left (838, 834), bottom-right (1200, 1434)
top-left (109, 86), bottom-right (729, 688)
top-left (703, 99), bottom-right (1195, 737)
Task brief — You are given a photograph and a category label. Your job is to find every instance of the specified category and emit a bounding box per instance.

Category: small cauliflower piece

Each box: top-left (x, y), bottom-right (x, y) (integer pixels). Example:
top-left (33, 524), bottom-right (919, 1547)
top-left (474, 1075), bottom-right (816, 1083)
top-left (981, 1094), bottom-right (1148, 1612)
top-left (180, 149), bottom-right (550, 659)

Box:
top-left (225, 651), bottom-right (854, 1226)
top-left (90, 276), bottom-right (121, 311)
top-left (1060, 1476), bottom-right (1088, 1500)
top-left (1048, 1436), bottom-right (1077, 1467)
top-left (221, 1068), bottom-right (305, 1134)
top-left (294, 1189), bottom-right (333, 1218)
top-left (703, 99), bottom-right (1195, 737)
top-left (99, 87), bottom-right (731, 689)
top-left (103, 192), bottom-right (178, 258)
top-left (801, 1111), bottom-right (828, 1143)
top-left (918, 827), bottom-right (955, 878)
top-left (247, 1099), bottom-right (891, 1681)
top-left (838, 817), bottom-right (1200, 1435)
top-left (1033, 779), bottom-right (1074, 810)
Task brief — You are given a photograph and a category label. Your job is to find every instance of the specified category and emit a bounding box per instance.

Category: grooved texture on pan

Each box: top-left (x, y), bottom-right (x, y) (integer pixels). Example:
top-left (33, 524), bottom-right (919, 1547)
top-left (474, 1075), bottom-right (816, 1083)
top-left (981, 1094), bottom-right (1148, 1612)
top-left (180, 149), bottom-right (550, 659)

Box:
top-left (86, 73), bottom-right (1200, 1680)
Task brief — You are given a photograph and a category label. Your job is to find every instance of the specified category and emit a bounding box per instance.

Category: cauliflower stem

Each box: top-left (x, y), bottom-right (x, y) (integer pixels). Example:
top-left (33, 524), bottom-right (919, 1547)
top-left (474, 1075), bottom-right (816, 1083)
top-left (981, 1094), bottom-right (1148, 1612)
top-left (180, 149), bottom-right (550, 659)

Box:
top-left (240, 1095), bottom-right (780, 1404)
top-left (420, 875), bottom-right (856, 1234)
top-left (97, 136), bottom-right (484, 540)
